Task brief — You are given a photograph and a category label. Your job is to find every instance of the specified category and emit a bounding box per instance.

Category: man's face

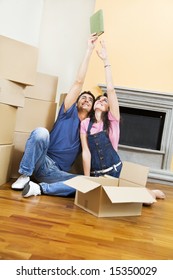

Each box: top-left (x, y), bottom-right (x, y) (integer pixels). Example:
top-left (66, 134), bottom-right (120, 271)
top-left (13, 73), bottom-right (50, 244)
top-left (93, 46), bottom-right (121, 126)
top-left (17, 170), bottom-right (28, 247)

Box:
top-left (77, 93), bottom-right (94, 113)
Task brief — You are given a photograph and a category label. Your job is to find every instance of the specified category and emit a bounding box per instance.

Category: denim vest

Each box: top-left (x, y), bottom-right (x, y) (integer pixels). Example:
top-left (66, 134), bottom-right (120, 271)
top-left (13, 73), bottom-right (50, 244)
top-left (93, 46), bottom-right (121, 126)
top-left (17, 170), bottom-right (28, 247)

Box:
top-left (87, 120), bottom-right (122, 178)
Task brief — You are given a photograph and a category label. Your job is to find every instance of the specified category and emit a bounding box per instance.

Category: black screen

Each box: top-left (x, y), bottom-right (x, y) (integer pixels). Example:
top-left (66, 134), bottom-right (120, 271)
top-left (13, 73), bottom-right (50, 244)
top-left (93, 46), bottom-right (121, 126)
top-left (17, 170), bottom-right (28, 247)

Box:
top-left (119, 107), bottom-right (165, 150)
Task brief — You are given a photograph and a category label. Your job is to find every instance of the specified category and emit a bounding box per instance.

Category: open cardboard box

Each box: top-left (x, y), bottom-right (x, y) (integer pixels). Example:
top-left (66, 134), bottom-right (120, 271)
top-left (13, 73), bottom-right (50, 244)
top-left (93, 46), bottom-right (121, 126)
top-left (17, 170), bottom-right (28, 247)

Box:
top-left (65, 161), bottom-right (156, 217)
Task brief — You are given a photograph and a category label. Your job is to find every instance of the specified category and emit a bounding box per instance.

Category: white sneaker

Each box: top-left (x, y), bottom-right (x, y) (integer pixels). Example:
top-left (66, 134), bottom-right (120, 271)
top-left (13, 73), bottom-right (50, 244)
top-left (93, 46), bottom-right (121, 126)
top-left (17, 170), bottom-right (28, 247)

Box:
top-left (22, 181), bottom-right (41, 198)
top-left (11, 175), bottom-right (30, 190)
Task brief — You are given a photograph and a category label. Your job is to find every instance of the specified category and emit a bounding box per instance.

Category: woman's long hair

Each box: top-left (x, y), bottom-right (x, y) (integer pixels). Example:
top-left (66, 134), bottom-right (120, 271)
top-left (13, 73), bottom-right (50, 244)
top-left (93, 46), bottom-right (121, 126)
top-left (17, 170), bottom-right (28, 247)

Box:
top-left (90, 93), bottom-right (110, 133)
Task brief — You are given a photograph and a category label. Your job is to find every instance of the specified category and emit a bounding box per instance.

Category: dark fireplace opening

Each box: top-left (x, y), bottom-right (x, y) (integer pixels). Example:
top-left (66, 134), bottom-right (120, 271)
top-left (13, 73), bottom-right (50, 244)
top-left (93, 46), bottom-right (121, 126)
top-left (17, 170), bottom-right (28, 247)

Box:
top-left (119, 107), bottom-right (166, 150)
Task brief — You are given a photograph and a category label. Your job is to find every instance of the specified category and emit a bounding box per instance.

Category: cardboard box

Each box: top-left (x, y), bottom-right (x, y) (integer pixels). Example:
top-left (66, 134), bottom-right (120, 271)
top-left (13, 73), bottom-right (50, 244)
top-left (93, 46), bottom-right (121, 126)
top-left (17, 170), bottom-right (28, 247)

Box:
top-left (65, 162), bottom-right (155, 217)
top-left (15, 98), bottom-right (57, 132)
top-left (0, 144), bottom-right (14, 186)
top-left (24, 72), bottom-right (58, 102)
top-left (0, 35), bottom-right (38, 85)
top-left (119, 161), bottom-right (150, 187)
top-left (11, 132), bottom-right (30, 178)
top-left (0, 78), bottom-right (25, 107)
top-left (0, 103), bottom-right (17, 144)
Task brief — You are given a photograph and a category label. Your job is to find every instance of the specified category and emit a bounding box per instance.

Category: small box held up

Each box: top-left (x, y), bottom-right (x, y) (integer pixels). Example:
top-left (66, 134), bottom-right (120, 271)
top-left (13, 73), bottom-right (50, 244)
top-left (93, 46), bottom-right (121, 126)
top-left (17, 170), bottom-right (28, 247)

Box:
top-left (90, 9), bottom-right (104, 36)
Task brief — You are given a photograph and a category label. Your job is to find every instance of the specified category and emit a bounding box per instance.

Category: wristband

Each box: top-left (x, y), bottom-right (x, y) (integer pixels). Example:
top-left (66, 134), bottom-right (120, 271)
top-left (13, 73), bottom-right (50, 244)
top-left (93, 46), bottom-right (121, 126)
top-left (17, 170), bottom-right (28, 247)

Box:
top-left (104, 64), bottom-right (111, 68)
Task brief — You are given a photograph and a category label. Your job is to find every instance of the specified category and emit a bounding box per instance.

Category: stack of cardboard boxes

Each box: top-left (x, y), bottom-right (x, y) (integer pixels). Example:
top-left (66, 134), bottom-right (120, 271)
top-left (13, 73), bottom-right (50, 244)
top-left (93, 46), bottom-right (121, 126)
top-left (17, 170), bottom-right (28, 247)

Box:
top-left (0, 35), bottom-right (58, 183)
top-left (11, 72), bottom-right (58, 178)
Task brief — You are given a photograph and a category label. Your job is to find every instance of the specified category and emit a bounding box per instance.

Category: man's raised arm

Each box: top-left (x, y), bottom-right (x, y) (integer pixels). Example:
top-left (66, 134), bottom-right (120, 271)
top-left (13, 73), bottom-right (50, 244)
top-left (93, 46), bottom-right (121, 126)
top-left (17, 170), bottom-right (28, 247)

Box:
top-left (64, 34), bottom-right (98, 112)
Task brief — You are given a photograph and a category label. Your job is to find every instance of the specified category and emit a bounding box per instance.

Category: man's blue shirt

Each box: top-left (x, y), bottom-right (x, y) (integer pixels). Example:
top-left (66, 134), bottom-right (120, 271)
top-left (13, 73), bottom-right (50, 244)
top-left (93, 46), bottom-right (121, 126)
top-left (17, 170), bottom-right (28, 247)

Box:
top-left (47, 103), bottom-right (81, 172)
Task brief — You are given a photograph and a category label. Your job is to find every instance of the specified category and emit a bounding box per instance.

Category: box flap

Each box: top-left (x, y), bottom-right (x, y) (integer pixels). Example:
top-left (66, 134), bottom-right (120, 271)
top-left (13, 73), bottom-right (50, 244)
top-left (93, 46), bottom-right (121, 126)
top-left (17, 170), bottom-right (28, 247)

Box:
top-left (103, 186), bottom-right (156, 203)
top-left (119, 178), bottom-right (144, 188)
top-left (85, 176), bottom-right (119, 186)
top-left (64, 176), bottom-right (101, 193)
top-left (120, 161), bottom-right (149, 186)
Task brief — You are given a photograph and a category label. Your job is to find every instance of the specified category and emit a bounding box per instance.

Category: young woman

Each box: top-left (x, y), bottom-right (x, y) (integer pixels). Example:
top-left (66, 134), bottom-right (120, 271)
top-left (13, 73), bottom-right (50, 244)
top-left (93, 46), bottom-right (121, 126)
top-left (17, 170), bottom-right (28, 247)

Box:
top-left (80, 40), bottom-right (122, 178)
top-left (80, 40), bottom-right (165, 203)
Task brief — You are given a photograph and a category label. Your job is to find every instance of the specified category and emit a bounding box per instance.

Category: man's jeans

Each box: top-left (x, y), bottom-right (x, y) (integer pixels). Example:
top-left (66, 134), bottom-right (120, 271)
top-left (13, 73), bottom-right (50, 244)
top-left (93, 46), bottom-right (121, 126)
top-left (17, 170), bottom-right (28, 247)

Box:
top-left (19, 127), bottom-right (76, 196)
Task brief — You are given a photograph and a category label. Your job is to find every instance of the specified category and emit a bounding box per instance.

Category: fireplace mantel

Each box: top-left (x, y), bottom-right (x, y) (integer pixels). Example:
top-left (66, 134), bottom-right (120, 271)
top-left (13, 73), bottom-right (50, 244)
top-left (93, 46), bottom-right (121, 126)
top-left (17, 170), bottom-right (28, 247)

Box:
top-left (99, 85), bottom-right (173, 185)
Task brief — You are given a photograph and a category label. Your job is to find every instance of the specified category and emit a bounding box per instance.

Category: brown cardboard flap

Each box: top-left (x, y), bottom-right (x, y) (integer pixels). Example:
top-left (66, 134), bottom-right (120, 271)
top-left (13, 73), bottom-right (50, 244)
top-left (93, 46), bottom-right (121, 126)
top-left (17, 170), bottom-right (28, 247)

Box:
top-left (64, 176), bottom-right (101, 193)
top-left (0, 78), bottom-right (25, 107)
top-left (103, 186), bottom-right (156, 203)
top-left (119, 178), bottom-right (144, 188)
top-left (85, 176), bottom-right (119, 186)
top-left (120, 161), bottom-right (149, 186)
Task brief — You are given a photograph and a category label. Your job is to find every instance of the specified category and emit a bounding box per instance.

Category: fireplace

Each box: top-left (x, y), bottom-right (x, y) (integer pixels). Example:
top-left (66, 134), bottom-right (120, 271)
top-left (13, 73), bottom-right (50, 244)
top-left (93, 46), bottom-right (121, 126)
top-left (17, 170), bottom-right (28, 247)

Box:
top-left (119, 107), bottom-right (166, 150)
top-left (99, 85), bottom-right (173, 185)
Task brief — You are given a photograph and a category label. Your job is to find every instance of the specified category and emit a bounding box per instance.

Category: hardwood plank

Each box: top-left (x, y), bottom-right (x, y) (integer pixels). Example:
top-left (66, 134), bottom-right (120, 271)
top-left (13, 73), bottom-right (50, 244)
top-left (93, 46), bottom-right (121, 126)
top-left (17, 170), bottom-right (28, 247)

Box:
top-left (0, 180), bottom-right (173, 260)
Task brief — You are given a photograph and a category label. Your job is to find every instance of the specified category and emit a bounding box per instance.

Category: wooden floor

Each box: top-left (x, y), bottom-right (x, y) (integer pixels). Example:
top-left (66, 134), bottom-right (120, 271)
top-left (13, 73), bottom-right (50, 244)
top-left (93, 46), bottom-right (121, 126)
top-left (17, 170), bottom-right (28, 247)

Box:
top-left (0, 180), bottom-right (173, 260)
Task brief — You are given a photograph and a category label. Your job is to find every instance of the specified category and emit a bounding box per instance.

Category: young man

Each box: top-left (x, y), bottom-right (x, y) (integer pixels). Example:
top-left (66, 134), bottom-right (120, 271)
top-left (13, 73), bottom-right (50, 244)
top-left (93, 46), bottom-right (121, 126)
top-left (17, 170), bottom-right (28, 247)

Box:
top-left (12, 34), bottom-right (98, 197)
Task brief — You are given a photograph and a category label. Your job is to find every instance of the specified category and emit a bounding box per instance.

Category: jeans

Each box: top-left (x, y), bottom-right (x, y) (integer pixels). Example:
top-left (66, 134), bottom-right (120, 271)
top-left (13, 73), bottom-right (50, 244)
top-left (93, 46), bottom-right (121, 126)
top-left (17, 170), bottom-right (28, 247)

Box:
top-left (19, 127), bottom-right (76, 196)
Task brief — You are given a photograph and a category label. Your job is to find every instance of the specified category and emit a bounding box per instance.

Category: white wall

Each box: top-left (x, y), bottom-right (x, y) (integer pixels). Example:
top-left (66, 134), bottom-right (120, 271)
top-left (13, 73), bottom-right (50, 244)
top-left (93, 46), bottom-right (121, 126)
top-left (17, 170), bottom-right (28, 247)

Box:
top-left (0, 0), bottom-right (96, 101)
top-left (0, 0), bottom-right (44, 46)
top-left (37, 0), bottom-right (96, 100)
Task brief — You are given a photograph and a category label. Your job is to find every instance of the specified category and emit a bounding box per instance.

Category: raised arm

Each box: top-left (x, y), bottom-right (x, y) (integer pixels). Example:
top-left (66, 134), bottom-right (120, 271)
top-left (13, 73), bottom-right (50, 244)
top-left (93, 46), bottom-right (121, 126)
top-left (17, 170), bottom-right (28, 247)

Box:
top-left (96, 40), bottom-right (120, 120)
top-left (64, 34), bottom-right (98, 112)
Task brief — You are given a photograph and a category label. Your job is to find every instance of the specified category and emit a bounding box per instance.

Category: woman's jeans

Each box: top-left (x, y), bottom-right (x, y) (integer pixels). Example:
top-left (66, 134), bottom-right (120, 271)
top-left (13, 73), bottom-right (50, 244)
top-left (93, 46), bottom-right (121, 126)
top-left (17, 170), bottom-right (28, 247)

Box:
top-left (18, 127), bottom-right (76, 196)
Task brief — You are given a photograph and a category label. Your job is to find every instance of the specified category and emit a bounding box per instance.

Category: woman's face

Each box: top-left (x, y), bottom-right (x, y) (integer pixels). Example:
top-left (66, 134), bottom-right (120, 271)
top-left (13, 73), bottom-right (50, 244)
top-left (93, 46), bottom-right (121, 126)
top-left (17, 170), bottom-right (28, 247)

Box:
top-left (94, 95), bottom-right (109, 112)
